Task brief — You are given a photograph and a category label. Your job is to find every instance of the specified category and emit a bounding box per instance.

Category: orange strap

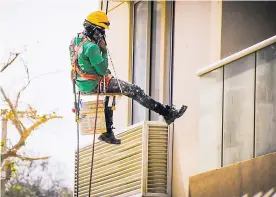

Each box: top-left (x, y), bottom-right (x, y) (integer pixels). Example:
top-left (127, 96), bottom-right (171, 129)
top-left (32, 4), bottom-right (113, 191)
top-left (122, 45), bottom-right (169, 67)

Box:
top-left (102, 74), bottom-right (112, 89)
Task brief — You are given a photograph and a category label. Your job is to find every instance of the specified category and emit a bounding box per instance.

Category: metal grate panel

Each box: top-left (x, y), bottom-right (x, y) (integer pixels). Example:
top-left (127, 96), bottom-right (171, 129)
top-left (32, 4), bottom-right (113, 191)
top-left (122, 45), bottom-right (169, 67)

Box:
top-left (75, 124), bottom-right (143, 197)
top-left (74, 121), bottom-right (172, 197)
top-left (147, 124), bottom-right (169, 194)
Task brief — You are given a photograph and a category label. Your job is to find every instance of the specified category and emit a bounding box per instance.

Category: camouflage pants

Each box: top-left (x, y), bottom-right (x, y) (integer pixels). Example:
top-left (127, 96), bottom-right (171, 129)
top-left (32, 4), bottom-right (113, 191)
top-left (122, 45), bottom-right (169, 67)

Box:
top-left (106, 78), bottom-right (167, 113)
top-left (102, 78), bottom-right (168, 129)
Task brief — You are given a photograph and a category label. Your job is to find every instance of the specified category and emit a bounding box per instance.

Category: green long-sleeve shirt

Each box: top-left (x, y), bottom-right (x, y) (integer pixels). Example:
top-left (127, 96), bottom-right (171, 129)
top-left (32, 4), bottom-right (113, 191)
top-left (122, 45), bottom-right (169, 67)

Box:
top-left (69, 34), bottom-right (109, 93)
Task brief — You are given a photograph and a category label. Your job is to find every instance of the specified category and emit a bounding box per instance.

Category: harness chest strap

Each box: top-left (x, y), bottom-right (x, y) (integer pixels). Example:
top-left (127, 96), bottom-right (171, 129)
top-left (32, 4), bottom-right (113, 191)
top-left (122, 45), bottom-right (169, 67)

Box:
top-left (71, 36), bottom-right (112, 88)
top-left (71, 37), bottom-right (99, 81)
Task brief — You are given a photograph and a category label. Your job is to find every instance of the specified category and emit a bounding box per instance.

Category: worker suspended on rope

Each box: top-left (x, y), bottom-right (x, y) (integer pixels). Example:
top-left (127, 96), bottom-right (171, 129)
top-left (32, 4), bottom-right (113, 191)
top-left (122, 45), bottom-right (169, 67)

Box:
top-left (69, 11), bottom-right (187, 145)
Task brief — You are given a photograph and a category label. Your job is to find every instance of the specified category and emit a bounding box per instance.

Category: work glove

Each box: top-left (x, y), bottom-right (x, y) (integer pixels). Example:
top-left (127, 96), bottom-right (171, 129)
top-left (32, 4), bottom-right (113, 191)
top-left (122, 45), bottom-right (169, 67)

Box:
top-left (98, 39), bottom-right (107, 53)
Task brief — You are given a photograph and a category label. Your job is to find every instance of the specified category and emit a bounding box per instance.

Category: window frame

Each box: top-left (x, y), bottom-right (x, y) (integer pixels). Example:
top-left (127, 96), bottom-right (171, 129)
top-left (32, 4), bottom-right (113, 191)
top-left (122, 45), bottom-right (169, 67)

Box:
top-left (130, 0), bottom-right (175, 124)
top-left (148, 1), bottom-right (162, 121)
top-left (131, 1), bottom-right (152, 124)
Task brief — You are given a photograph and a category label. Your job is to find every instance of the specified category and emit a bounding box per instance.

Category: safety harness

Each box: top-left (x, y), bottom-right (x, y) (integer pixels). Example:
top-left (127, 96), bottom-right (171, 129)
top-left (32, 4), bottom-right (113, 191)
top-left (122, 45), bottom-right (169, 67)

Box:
top-left (70, 34), bottom-right (111, 90)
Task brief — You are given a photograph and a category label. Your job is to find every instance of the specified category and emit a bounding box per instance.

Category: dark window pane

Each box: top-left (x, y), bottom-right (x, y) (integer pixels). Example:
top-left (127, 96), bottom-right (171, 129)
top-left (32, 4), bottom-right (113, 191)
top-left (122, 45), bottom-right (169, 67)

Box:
top-left (221, 1), bottom-right (276, 58)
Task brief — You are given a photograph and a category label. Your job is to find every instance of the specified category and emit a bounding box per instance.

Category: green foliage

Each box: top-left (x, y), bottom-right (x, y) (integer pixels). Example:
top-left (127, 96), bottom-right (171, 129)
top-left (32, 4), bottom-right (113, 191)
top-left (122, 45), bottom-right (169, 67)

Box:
top-left (1, 140), bottom-right (5, 147)
top-left (4, 160), bottom-right (73, 197)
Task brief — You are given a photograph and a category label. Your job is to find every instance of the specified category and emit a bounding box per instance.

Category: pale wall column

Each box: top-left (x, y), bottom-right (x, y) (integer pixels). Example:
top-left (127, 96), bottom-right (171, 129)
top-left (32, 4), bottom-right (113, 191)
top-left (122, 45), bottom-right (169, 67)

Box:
top-left (105, 2), bottom-right (130, 134)
top-left (172, 1), bottom-right (222, 196)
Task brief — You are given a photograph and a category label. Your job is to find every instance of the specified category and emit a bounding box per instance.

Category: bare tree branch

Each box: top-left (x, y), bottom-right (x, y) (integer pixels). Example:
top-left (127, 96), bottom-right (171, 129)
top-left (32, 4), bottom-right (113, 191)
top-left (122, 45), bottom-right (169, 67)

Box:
top-left (0, 87), bottom-right (25, 134)
top-left (14, 64), bottom-right (63, 110)
top-left (0, 46), bottom-right (28, 74)
top-left (10, 114), bottom-right (62, 153)
top-left (1, 86), bottom-right (62, 165)
top-left (29, 70), bottom-right (65, 81)
top-left (22, 114), bottom-right (63, 138)
top-left (1, 48), bottom-right (64, 172)
top-left (16, 154), bottom-right (50, 161)
top-left (15, 59), bottom-right (31, 109)
top-left (2, 150), bottom-right (49, 167)
top-left (0, 53), bottom-right (20, 73)
top-left (2, 150), bottom-right (17, 163)
top-left (2, 153), bottom-right (49, 172)
top-left (1, 159), bottom-right (8, 171)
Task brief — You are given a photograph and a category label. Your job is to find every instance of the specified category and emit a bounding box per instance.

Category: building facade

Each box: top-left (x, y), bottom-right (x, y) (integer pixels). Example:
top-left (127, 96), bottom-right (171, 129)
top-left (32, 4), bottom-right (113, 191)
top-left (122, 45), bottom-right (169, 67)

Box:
top-left (75, 1), bottom-right (276, 196)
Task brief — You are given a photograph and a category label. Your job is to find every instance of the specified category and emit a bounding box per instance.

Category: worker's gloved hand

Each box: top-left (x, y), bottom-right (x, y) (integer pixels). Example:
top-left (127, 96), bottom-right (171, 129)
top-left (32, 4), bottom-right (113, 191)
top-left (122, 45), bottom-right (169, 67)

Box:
top-left (98, 39), bottom-right (107, 53)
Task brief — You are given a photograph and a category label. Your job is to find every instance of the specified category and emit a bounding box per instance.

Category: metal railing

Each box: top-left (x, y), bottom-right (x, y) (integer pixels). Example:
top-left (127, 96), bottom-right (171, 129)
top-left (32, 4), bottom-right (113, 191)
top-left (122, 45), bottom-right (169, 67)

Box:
top-left (197, 35), bottom-right (276, 77)
top-left (197, 35), bottom-right (276, 173)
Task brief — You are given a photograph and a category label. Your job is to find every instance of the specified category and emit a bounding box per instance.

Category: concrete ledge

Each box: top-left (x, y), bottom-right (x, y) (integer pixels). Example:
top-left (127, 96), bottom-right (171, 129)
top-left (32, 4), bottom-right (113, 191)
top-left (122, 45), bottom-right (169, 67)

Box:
top-left (189, 152), bottom-right (276, 197)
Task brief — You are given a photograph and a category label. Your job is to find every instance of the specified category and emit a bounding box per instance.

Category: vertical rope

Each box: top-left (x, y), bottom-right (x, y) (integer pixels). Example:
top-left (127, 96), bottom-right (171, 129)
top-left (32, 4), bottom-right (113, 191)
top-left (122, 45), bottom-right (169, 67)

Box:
top-left (88, 2), bottom-right (110, 196)
top-left (73, 80), bottom-right (80, 197)
top-left (106, 0), bottom-right (109, 14)
top-left (88, 85), bottom-right (100, 197)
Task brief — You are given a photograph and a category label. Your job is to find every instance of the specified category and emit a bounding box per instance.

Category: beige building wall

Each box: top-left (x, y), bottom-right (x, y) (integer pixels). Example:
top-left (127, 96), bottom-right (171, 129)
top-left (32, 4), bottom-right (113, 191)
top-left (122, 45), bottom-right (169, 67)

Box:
top-left (100, 0), bottom-right (222, 196)
top-left (81, 1), bottom-right (276, 196)
top-left (104, 1), bottom-right (131, 135)
top-left (172, 1), bottom-right (222, 196)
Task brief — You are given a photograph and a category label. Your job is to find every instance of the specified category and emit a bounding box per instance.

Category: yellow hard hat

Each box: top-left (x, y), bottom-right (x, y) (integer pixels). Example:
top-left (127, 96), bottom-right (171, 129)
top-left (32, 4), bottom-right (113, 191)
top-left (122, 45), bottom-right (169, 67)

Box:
top-left (86, 11), bottom-right (110, 29)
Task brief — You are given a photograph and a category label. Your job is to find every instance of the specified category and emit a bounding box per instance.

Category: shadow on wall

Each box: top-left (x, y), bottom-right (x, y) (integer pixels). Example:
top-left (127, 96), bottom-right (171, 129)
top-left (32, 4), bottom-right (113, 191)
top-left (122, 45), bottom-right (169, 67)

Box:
top-left (221, 1), bottom-right (276, 58)
top-left (188, 152), bottom-right (276, 197)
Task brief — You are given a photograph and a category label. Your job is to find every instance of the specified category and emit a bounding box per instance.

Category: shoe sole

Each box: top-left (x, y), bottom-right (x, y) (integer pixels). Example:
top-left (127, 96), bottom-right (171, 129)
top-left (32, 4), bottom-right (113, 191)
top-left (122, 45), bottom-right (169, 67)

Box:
top-left (166, 105), bottom-right (188, 125)
top-left (98, 135), bottom-right (121, 145)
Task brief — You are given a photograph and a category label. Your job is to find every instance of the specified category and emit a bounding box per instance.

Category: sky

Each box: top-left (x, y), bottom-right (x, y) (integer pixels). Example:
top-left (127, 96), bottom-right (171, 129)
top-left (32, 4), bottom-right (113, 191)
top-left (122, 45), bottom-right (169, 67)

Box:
top-left (0, 0), bottom-right (100, 189)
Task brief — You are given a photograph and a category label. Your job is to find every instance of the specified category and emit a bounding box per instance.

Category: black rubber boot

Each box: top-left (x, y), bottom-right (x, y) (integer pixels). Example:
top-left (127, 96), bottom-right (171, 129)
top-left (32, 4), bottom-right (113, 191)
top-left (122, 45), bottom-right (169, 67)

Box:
top-left (150, 102), bottom-right (187, 125)
top-left (98, 128), bottom-right (121, 145)
top-left (98, 97), bottom-right (121, 145)
top-left (163, 105), bottom-right (188, 125)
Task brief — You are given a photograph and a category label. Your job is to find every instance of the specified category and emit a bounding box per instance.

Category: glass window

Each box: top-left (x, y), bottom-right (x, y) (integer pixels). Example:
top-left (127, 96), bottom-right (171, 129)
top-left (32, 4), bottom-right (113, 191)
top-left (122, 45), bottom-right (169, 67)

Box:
top-left (149, 1), bottom-right (175, 121)
top-left (255, 43), bottom-right (276, 157)
top-left (149, 1), bottom-right (162, 121)
top-left (132, 1), bottom-right (149, 124)
top-left (199, 68), bottom-right (223, 172)
top-left (223, 53), bottom-right (255, 166)
top-left (132, 1), bottom-right (175, 124)
top-left (164, 1), bottom-right (174, 106)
